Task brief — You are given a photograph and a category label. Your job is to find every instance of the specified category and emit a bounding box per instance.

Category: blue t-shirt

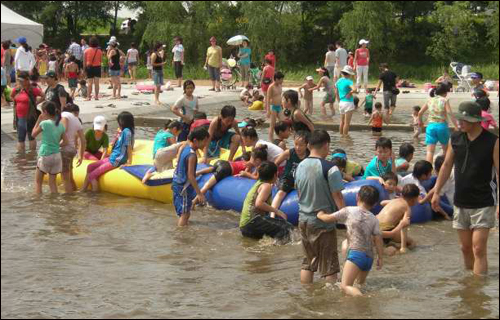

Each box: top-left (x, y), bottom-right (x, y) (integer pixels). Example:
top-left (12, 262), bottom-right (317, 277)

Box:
top-left (363, 157), bottom-right (393, 179)
top-left (109, 128), bottom-right (133, 167)
top-left (153, 130), bottom-right (175, 158)
top-left (336, 78), bottom-right (354, 102)
top-left (173, 145), bottom-right (197, 186)
top-left (239, 48), bottom-right (251, 66)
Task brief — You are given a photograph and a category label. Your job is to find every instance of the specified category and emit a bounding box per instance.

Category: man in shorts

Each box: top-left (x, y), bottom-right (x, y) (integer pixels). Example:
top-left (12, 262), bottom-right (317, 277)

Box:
top-left (374, 63), bottom-right (399, 115)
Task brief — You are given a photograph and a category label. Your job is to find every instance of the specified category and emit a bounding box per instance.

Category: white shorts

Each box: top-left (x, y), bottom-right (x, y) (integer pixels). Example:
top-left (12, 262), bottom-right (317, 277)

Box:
top-left (154, 143), bottom-right (182, 172)
top-left (37, 153), bottom-right (62, 175)
top-left (339, 101), bottom-right (355, 115)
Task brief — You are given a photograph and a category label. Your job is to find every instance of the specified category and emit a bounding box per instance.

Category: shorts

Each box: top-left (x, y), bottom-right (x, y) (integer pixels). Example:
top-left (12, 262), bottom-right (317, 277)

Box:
top-left (323, 93), bottom-right (335, 104)
top-left (279, 176), bottom-right (295, 194)
top-left (347, 250), bottom-right (374, 272)
top-left (383, 91), bottom-right (397, 109)
top-left (426, 122), bottom-right (450, 146)
top-left (16, 117), bottom-right (36, 143)
top-left (208, 66), bottom-right (221, 82)
top-left (326, 66), bottom-right (335, 79)
top-left (177, 122), bottom-right (192, 143)
top-left (240, 64), bottom-right (250, 82)
top-left (128, 61), bottom-right (137, 67)
top-left (109, 69), bottom-right (121, 77)
top-left (154, 145), bottom-right (179, 172)
top-left (37, 153), bottom-right (63, 175)
top-left (173, 183), bottom-right (197, 217)
top-left (453, 206), bottom-right (497, 230)
top-left (174, 61), bottom-right (183, 79)
top-left (208, 131), bottom-right (235, 158)
top-left (86, 66), bottom-right (102, 79)
top-left (61, 147), bottom-right (77, 173)
top-left (300, 222), bottom-right (340, 278)
top-left (339, 101), bottom-right (355, 114)
top-left (152, 70), bottom-right (164, 86)
top-left (271, 105), bottom-right (282, 114)
top-left (372, 127), bottom-right (382, 133)
top-left (213, 160), bottom-right (233, 182)
top-left (241, 215), bottom-right (292, 241)
top-left (365, 104), bottom-right (373, 114)
top-left (68, 78), bottom-right (78, 89)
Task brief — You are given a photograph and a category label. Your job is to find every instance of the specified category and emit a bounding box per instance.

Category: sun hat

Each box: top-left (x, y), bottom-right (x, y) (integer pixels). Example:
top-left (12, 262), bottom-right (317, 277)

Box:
top-left (456, 101), bottom-right (485, 123)
top-left (341, 65), bottom-right (356, 75)
top-left (359, 39), bottom-right (370, 45)
top-left (306, 76), bottom-right (314, 81)
top-left (93, 116), bottom-right (107, 131)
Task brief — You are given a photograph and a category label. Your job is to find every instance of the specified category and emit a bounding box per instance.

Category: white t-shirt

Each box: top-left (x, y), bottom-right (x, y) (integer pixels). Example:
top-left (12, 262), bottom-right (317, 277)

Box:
top-left (172, 44), bottom-right (184, 62)
top-left (256, 140), bottom-right (284, 163)
top-left (440, 171), bottom-right (455, 207)
top-left (401, 174), bottom-right (427, 196)
top-left (174, 95), bottom-right (199, 122)
top-left (61, 112), bottom-right (83, 151)
top-left (127, 49), bottom-right (139, 63)
top-left (325, 51), bottom-right (336, 67)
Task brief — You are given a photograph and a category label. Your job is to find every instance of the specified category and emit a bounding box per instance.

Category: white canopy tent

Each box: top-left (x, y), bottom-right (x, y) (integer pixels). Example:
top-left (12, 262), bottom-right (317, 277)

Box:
top-left (1, 4), bottom-right (44, 47)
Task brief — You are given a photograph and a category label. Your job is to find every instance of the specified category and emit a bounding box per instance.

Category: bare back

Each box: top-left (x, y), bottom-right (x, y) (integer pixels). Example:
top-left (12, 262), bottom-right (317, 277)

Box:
top-left (377, 198), bottom-right (409, 228)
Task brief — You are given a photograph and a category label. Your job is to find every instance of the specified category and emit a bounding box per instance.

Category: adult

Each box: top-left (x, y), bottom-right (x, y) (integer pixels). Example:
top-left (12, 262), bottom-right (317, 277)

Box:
top-left (238, 40), bottom-right (251, 88)
top-left (171, 37), bottom-right (185, 88)
top-left (336, 66), bottom-right (357, 136)
top-left (2, 41), bottom-right (13, 87)
top-left (435, 70), bottom-right (453, 92)
top-left (324, 44), bottom-right (336, 82)
top-left (81, 39), bottom-right (89, 53)
top-left (83, 37), bottom-right (102, 101)
top-left (265, 50), bottom-right (276, 69)
top-left (108, 42), bottom-right (123, 100)
top-left (68, 39), bottom-right (84, 71)
top-left (11, 71), bottom-right (45, 152)
top-left (354, 39), bottom-right (370, 92)
top-left (44, 71), bottom-right (69, 112)
top-left (14, 37), bottom-right (36, 74)
top-left (204, 37), bottom-right (222, 92)
top-left (334, 41), bottom-right (348, 81)
top-left (418, 83), bottom-right (459, 163)
top-left (61, 103), bottom-right (86, 193)
top-left (432, 101), bottom-right (499, 276)
top-left (127, 42), bottom-right (139, 81)
top-left (374, 63), bottom-right (399, 115)
top-left (150, 43), bottom-right (166, 105)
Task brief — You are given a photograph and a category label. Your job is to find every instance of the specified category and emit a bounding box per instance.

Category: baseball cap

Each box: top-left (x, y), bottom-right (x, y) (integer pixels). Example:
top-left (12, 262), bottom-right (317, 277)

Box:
top-left (456, 101), bottom-right (485, 123)
top-left (359, 39), bottom-right (370, 45)
top-left (93, 116), bottom-right (107, 131)
top-left (470, 72), bottom-right (483, 79)
top-left (306, 76), bottom-right (314, 81)
top-left (16, 37), bottom-right (27, 44)
top-left (341, 65), bottom-right (356, 75)
top-left (44, 71), bottom-right (58, 79)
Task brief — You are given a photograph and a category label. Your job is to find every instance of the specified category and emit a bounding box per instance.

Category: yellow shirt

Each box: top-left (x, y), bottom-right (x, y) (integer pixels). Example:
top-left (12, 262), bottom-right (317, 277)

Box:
top-left (249, 101), bottom-right (264, 111)
top-left (207, 46), bottom-right (222, 68)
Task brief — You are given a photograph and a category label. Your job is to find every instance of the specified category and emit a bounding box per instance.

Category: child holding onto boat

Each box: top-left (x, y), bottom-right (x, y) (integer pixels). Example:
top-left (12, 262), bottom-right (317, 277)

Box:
top-left (363, 137), bottom-right (397, 179)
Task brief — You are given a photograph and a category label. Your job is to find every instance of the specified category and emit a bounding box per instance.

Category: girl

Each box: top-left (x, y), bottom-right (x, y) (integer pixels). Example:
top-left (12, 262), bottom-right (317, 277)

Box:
top-left (171, 80), bottom-right (199, 142)
top-left (32, 101), bottom-right (67, 194)
top-left (48, 55), bottom-right (58, 74)
top-left (81, 112), bottom-right (135, 192)
top-left (84, 115), bottom-right (109, 161)
top-left (237, 146), bottom-right (269, 180)
top-left (310, 67), bottom-right (336, 118)
top-left (282, 89), bottom-right (315, 134)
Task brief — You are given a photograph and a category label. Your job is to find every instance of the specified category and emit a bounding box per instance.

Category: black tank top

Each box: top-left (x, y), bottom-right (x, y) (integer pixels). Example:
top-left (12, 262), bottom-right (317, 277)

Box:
top-left (452, 129), bottom-right (498, 208)
top-left (213, 118), bottom-right (230, 141)
top-left (110, 50), bottom-right (120, 71)
top-left (153, 53), bottom-right (163, 71)
top-left (291, 108), bottom-right (312, 133)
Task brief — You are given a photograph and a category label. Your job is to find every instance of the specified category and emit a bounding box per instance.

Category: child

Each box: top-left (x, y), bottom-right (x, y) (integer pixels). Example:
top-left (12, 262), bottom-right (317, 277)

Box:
top-left (477, 97), bottom-right (498, 131)
top-left (434, 155), bottom-right (455, 207)
top-left (48, 55), bottom-right (58, 74)
top-left (65, 55), bottom-right (79, 99)
top-left (171, 80), bottom-right (199, 142)
top-left (172, 127), bottom-right (210, 227)
top-left (361, 88), bottom-right (375, 117)
top-left (241, 127), bottom-right (284, 163)
top-left (240, 84), bottom-right (254, 105)
top-left (377, 184), bottom-right (420, 255)
top-left (363, 137), bottom-right (396, 179)
top-left (31, 101), bottom-right (67, 194)
top-left (283, 90), bottom-right (315, 134)
top-left (84, 116), bottom-right (110, 161)
top-left (310, 67), bottom-right (335, 118)
top-left (239, 161), bottom-right (292, 241)
top-left (272, 131), bottom-right (311, 209)
top-left (266, 71), bottom-right (285, 142)
top-left (81, 111), bottom-right (135, 192)
top-left (317, 185), bottom-right (384, 297)
top-left (273, 121), bottom-right (291, 150)
top-left (298, 76), bottom-right (315, 115)
top-left (190, 112), bottom-right (211, 132)
top-left (412, 106), bottom-right (423, 139)
top-left (329, 149), bottom-right (364, 180)
top-left (368, 102), bottom-right (390, 136)
top-left (400, 160), bottom-right (433, 197)
top-left (236, 146), bottom-right (269, 180)
top-left (77, 80), bottom-right (88, 100)
top-left (396, 143), bottom-right (415, 174)
top-left (331, 157), bottom-right (348, 181)
top-left (248, 94), bottom-right (264, 111)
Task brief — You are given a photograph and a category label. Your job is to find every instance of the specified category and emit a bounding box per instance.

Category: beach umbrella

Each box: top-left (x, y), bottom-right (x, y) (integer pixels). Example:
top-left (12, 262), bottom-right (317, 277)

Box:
top-left (227, 35), bottom-right (249, 46)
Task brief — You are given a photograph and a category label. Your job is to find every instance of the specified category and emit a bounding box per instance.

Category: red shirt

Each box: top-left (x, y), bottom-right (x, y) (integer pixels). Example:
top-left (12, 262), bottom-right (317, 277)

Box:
top-left (13, 87), bottom-right (43, 118)
top-left (348, 56), bottom-right (354, 68)
top-left (1, 46), bottom-right (4, 66)
top-left (84, 48), bottom-right (102, 67)
top-left (264, 53), bottom-right (276, 68)
top-left (191, 119), bottom-right (211, 131)
top-left (230, 161), bottom-right (247, 175)
top-left (355, 48), bottom-right (369, 66)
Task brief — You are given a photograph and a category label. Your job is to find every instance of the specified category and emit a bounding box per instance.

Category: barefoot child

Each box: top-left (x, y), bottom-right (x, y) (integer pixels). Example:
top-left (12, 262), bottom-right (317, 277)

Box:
top-left (65, 55), bottom-right (79, 99)
top-left (412, 106), bottom-right (423, 139)
top-left (396, 143), bottom-right (415, 174)
top-left (236, 146), bottom-right (269, 180)
top-left (361, 88), bottom-right (375, 117)
top-left (77, 80), bottom-right (88, 100)
top-left (298, 76), bottom-right (315, 115)
top-left (283, 90), bottom-right (315, 134)
top-left (317, 185), bottom-right (384, 297)
top-left (266, 71), bottom-right (285, 142)
top-left (310, 67), bottom-right (335, 118)
top-left (330, 149), bottom-right (364, 181)
top-left (273, 121), bottom-right (291, 151)
top-left (171, 80), bottom-right (199, 142)
top-left (363, 137), bottom-right (397, 179)
top-left (368, 102), bottom-right (390, 136)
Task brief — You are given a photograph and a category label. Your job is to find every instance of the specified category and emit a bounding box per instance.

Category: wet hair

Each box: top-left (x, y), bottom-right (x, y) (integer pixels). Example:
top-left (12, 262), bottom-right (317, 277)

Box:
top-left (332, 157), bottom-right (347, 171)
top-left (188, 127), bottom-right (210, 142)
top-left (399, 143), bottom-right (415, 160)
top-left (413, 160), bottom-right (433, 179)
top-left (221, 105), bottom-right (236, 119)
top-left (89, 37), bottom-right (99, 48)
top-left (274, 121), bottom-right (290, 135)
top-left (333, 148), bottom-right (347, 155)
top-left (358, 185), bottom-right (380, 207)
top-left (374, 102), bottom-right (383, 110)
top-left (193, 112), bottom-right (207, 120)
top-left (258, 161), bottom-right (278, 182)
top-left (50, 55), bottom-right (57, 61)
top-left (242, 127), bottom-right (258, 140)
top-left (117, 111), bottom-right (135, 135)
top-left (252, 145), bottom-right (268, 162)
top-left (79, 79), bottom-right (87, 86)
top-left (183, 80), bottom-right (196, 93)
top-left (413, 106), bottom-right (421, 113)
top-left (69, 55), bottom-right (76, 62)
top-left (434, 155), bottom-right (445, 173)
top-left (274, 71), bottom-right (285, 81)
top-left (402, 184), bottom-right (420, 199)
top-left (476, 97), bottom-right (491, 112)
top-left (328, 44), bottom-right (335, 51)
top-left (430, 83), bottom-right (449, 97)
top-left (241, 152), bottom-right (251, 162)
top-left (382, 172), bottom-right (398, 184)
top-left (295, 131), bottom-right (310, 144)
top-left (309, 130), bottom-right (330, 149)
top-left (283, 90), bottom-right (299, 107)
top-left (376, 137), bottom-right (392, 150)
top-left (41, 101), bottom-right (62, 126)
top-left (265, 59), bottom-right (272, 65)
top-left (318, 67), bottom-right (330, 79)
top-left (165, 120), bottom-right (183, 131)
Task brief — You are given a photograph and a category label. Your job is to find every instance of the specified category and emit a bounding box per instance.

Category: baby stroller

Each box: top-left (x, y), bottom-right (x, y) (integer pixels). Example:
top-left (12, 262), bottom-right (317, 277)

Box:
top-left (220, 57), bottom-right (241, 90)
top-left (450, 62), bottom-right (474, 92)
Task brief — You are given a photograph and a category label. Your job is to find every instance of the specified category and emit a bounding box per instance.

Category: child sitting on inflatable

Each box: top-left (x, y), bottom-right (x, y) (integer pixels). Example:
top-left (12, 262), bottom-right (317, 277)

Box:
top-left (273, 121), bottom-right (291, 151)
top-left (317, 186), bottom-right (384, 297)
top-left (329, 149), bottom-right (364, 181)
top-left (84, 116), bottom-right (109, 161)
top-left (239, 162), bottom-right (292, 242)
top-left (248, 94), bottom-right (264, 111)
top-left (363, 137), bottom-right (396, 179)
top-left (377, 184), bottom-right (419, 255)
top-left (237, 146), bottom-right (270, 180)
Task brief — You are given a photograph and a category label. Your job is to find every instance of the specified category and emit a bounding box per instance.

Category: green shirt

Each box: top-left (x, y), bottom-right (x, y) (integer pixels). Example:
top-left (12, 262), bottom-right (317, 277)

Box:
top-left (85, 129), bottom-right (109, 154)
top-left (240, 181), bottom-right (271, 228)
top-left (39, 120), bottom-right (65, 157)
top-left (365, 94), bottom-right (374, 108)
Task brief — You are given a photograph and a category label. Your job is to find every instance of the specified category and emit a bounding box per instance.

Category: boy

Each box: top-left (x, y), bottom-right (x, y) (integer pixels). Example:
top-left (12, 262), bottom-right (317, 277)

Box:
top-left (412, 106), bottom-right (423, 139)
top-left (239, 161), bottom-right (292, 242)
top-left (298, 76), bottom-right (315, 115)
top-left (361, 88), bottom-right (375, 117)
top-left (378, 184), bottom-right (420, 255)
top-left (363, 137), bottom-right (396, 179)
top-left (248, 94), bottom-right (265, 111)
top-left (77, 79), bottom-right (88, 100)
top-left (329, 149), bottom-right (364, 180)
top-left (368, 102), bottom-right (390, 136)
top-left (369, 172), bottom-right (399, 200)
top-left (295, 130), bottom-right (345, 284)
top-left (173, 127), bottom-right (210, 227)
top-left (273, 121), bottom-right (291, 150)
top-left (396, 143), bottom-right (415, 174)
top-left (266, 71), bottom-right (285, 142)
top-left (317, 186), bottom-right (384, 297)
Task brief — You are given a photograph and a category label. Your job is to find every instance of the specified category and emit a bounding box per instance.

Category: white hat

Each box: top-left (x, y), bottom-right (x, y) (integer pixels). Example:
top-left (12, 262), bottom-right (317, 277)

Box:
top-left (306, 76), bottom-right (314, 81)
top-left (341, 65), bottom-right (356, 75)
top-left (93, 116), bottom-right (107, 131)
top-left (359, 39), bottom-right (370, 45)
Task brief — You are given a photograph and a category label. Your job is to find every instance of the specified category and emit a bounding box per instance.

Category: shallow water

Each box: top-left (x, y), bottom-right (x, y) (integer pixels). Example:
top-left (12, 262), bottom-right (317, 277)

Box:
top-left (2, 103), bottom-right (499, 319)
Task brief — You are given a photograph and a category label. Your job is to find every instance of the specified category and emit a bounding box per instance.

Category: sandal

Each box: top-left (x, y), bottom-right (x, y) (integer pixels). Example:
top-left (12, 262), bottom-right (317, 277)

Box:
top-left (209, 88), bottom-right (216, 91)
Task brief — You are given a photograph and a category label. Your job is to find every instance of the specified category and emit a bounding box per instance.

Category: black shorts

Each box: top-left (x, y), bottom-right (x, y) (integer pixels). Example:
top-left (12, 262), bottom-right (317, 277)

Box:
top-left (213, 160), bottom-right (233, 182)
top-left (279, 177), bottom-right (295, 194)
top-left (86, 66), bottom-right (102, 79)
top-left (76, 59), bottom-right (83, 70)
top-left (372, 127), bottom-right (382, 133)
top-left (240, 215), bottom-right (292, 241)
top-left (174, 61), bottom-right (183, 79)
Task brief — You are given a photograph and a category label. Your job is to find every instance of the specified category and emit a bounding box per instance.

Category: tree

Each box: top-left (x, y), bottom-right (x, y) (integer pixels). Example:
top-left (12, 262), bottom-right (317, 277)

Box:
top-left (487, 1), bottom-right (499, 49)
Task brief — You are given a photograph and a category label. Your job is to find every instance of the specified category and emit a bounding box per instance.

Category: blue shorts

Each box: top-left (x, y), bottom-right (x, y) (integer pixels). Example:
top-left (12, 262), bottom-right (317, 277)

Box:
top-left (208, 131), bottom-right (235, 158)
top-left (426, 122), bottom-right (450, 146)
top-left (347, 250), bottom-right (374, 272)
top-left (109, 69), bottom-right (121, 77)
top-left (172, 183), bottom-right (197, 217)
top-left (271, 105), bottom-right (282, 114)
top-left (153, 70), bottom-right (164, 86)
